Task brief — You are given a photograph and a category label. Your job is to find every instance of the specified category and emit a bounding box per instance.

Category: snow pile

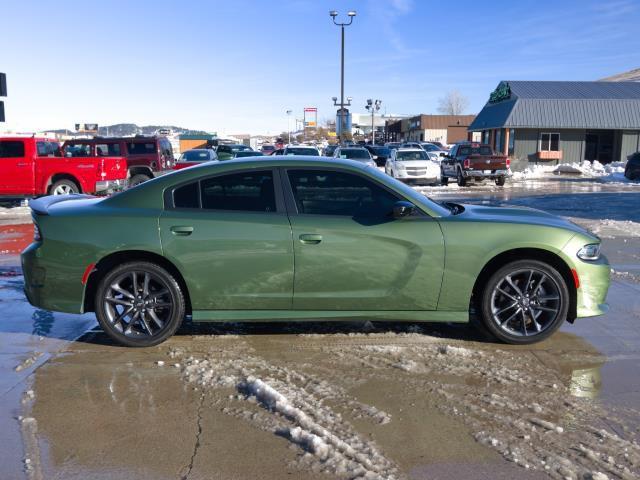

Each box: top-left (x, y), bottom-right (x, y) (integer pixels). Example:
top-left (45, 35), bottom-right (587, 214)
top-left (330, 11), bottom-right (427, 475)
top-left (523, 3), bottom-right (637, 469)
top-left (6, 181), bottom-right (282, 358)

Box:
top-left (511, 160), bottom-right (630, 183)
top-left (176, 343), bottom-right (398, 479)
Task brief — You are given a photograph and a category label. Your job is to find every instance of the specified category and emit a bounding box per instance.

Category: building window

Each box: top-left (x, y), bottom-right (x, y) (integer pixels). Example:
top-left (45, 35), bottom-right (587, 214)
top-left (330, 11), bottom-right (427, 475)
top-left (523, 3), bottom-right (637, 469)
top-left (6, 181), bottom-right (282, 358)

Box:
top-left (508, 129), bottom-right (515, 155)
top-left (540, 133), bottom-right (560, 151)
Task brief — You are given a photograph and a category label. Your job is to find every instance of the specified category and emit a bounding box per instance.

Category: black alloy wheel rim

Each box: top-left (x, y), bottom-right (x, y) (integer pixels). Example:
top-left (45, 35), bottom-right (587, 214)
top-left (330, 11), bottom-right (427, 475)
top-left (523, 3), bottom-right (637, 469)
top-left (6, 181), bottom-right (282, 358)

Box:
top-left (103, 270), bottom-right (174, 338)
top-left (490, 268), bottom-right (562, 337)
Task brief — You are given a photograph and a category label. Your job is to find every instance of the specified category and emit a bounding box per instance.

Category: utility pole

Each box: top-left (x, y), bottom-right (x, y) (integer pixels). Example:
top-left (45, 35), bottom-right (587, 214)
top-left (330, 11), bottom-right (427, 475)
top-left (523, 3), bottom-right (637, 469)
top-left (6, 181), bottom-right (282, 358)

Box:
top-left (365, 99), bottom-right (381, 145)
top-left (0, 73), bottom-right (7, 122)
top-left (330, 10), bottom-right (356, 144)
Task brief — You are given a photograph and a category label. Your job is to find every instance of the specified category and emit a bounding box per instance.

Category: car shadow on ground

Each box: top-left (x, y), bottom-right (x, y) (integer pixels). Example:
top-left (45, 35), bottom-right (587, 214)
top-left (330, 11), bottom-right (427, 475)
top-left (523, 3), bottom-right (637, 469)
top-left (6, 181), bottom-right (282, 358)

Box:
top-left (76, 317), bottom-right (498, 348)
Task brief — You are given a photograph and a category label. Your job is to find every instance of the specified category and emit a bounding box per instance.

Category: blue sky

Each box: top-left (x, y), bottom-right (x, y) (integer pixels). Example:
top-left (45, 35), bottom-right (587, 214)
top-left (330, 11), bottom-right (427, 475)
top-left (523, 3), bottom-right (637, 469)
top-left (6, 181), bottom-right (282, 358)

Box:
top-left (1, 0), bottom-right (639, 134)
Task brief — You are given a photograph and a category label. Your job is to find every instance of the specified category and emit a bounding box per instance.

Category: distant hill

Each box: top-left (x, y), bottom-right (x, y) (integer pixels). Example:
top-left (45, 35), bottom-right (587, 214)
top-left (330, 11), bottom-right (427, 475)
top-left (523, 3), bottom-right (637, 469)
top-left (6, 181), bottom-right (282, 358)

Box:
top-left (601, 68), bottom-right (640, 82)
top-left (44, 123), bottom-right (210, 136)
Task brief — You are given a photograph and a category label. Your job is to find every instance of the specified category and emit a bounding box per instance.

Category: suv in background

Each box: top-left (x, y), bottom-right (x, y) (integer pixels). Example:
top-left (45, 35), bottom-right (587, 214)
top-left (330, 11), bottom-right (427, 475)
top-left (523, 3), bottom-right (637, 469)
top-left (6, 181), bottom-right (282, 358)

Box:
top-left (0, 136), bottom-right (127, 197)
top-left (62, 135), bottom-right (174, 186)
top-left (216, 144), bottom-right (253, 160)
top-left (364, 145), bottom-right (391, 167)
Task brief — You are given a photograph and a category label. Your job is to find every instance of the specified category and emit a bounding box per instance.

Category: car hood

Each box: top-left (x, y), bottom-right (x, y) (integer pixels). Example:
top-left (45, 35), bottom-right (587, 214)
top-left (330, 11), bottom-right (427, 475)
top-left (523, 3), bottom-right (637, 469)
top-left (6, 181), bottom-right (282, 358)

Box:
top-left (397, 160), bottom-right (439, 168)
top-left (456, 203), bottom-right (593, 237)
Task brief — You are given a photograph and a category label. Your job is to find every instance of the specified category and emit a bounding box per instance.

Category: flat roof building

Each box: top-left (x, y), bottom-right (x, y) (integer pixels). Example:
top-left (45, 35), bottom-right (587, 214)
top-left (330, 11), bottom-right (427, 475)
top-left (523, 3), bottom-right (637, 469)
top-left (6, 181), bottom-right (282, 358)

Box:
top-left (469, 81), bottom-right (640, 170)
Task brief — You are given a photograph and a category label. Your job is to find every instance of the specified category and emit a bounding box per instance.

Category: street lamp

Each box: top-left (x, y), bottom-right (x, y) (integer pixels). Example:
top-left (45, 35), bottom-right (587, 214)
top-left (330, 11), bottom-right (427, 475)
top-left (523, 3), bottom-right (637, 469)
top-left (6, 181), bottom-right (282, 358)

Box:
top-left (365, 99), bottom-right (382, 144)
top-left (330, 10), bottom-right (356, 144)
top-left (286, 109), bottom-right (292, 144)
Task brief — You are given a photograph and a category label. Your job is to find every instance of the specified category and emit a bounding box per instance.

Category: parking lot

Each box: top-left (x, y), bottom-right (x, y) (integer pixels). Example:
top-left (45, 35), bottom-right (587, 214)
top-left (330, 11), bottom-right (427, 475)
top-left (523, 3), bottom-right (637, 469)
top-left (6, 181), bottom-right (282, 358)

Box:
top-left (1, 177), bottom-right (639, 480)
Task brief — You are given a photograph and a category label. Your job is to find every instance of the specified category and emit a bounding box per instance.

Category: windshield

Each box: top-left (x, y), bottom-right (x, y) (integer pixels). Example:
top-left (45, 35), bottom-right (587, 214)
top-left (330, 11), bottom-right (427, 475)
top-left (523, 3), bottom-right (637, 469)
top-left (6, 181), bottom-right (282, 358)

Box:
top-left (286, 147), bottom-right (319, 156)
top-left (397, 150), bottom-right (428, 161)
top-left (261, 145), bottom-right (275, 151)
top-left (339, 149), bottom-right (370, 159)
top-left (180, 150), bottom-right (210, 162)
top-left (235, 151), bottom-right (263, 157)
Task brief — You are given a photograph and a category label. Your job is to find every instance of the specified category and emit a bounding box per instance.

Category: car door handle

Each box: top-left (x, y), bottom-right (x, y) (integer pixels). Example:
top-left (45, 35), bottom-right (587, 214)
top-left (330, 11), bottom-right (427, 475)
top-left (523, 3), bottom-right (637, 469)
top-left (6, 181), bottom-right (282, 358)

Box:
top-left (170, 226), bottom-right (194, 236)
top-left (299, 234), bottom-right (322, 245)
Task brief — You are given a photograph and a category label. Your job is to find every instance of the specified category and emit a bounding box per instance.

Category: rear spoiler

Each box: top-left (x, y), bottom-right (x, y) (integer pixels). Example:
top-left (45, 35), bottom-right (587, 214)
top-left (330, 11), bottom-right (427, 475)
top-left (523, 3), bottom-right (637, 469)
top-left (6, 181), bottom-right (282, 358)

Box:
top-left (29, 194), bottom-right (96, 216)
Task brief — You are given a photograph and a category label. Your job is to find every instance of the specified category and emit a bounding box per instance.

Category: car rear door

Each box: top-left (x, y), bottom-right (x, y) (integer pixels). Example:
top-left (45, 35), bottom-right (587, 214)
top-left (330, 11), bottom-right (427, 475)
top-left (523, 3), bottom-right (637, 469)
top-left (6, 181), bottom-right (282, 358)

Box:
top-left (282, 167), bottom-right (445, 311)
top-left (159, 168), bottom-right (294, 311)
top-left (0, 139), bottom-right (34, 195)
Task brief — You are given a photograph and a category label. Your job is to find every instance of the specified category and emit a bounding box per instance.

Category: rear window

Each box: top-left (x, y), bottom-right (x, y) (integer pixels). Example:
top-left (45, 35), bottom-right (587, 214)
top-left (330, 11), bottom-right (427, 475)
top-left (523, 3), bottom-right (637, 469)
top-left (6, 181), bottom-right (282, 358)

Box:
top-left (0, 140), bottom-right (25, 158)
top-left (127, 142), bottom-right (156, 155)
top-left (181, 150), bottom-right (210, 162)
top-left (339, 149), bottom-right (370, 159)
top-left (459, 146), bottom-right (493, 156)
top-left (285, 147), bottom-right (319, 156)
top-left (36, 142), bottom-right (62, 157)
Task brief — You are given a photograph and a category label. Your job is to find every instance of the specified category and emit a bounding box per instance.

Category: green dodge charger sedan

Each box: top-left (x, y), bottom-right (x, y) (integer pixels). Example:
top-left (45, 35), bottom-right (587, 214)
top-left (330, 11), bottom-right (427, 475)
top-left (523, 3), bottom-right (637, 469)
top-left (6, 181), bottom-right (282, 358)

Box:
top-left (22, 157), bottom-right (610, 347)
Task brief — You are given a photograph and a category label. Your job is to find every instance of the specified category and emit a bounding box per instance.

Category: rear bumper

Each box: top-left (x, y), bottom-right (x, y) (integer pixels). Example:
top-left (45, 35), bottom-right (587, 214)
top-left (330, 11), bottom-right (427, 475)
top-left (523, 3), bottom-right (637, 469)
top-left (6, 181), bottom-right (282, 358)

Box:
top-left (462, 169), bottom-right (507, 178)
top-left (21, 242), bottom-right (85, 314)
top-left (95, 178), bottom-right (128, 194)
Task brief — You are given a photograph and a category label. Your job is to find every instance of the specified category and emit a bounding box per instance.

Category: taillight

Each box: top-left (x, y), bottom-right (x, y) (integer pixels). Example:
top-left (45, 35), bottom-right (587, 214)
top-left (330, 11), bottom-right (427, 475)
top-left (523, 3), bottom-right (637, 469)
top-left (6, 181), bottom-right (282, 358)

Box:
top-left (506, 157), bottom-right (511, 168)
top-left (100, 158), bottom-right (106, 178)
top-left (34, 224), bottom-right (42, 242)
top-left (463, 159), bottom-right (470, 169)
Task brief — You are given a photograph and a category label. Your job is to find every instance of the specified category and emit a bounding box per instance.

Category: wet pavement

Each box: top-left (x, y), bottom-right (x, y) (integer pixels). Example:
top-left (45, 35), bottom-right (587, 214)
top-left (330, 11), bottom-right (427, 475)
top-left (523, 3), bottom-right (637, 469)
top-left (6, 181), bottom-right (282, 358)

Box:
top-left (0, 178), bottom-right (639, 480)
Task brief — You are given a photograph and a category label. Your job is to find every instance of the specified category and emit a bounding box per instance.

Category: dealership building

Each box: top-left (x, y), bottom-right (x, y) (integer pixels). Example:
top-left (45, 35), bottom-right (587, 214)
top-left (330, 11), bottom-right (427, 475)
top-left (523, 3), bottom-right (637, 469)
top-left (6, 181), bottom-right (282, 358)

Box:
top-left (469, 81), bottom-right (640, 171)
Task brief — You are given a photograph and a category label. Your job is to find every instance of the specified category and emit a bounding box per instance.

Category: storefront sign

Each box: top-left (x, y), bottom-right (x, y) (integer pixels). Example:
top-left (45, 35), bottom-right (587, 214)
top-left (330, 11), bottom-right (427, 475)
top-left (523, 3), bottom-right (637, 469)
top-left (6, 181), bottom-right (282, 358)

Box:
top-left (489, 82), bottom-right (511, 103)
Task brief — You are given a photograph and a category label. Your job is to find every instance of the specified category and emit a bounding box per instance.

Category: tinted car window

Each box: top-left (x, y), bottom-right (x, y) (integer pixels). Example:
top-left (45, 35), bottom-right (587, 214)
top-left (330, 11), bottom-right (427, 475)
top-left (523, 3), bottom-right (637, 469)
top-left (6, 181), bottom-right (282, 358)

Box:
top-left (337, 148), bottom-right (371, 160)
top-left (95, 143), bottom-right (121, 156)
top-left (285, 147), bottom-right (319, 156)
top-left (0, 140), bottom-right (25, 158)
top-left (173, 182), bottom-right (200, 208)
top-left (201, 171), bottom-right (275, 212)
top-left (181, 150), bottom-right (211, 161)
top-left (127, 142), bottom-right (156, 155)
top-left (287, 170), bottom-right (398, 217)
top-left (65, 143), bottom-right (91, 157)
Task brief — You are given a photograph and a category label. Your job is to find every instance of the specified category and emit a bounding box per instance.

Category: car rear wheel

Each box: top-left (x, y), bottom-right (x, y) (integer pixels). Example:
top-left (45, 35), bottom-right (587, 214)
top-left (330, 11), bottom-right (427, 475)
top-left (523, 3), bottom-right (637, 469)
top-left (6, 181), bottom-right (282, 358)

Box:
top-left (129, 174), bottom-right (151, 187)
top-left (95, 261), bottom-right (185, 347)
top-left (480, 260), bottom-right (569, 344)
top-left (456, 169), bottom-right (467, 187)
top-left (50, 179), bottom-right (80, 195)
top-left (495, 176), bottom-right (506, 186)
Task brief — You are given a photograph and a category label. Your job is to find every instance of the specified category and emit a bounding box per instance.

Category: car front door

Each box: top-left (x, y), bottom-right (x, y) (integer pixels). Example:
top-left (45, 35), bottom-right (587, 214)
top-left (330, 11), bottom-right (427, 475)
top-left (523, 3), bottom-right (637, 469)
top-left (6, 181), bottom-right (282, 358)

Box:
top-left (159, 169), bottom-right (294, 311)
top-left (283, 168), bottom-right (445, 311)
top-left (0, 139), bottom-right (33, 195)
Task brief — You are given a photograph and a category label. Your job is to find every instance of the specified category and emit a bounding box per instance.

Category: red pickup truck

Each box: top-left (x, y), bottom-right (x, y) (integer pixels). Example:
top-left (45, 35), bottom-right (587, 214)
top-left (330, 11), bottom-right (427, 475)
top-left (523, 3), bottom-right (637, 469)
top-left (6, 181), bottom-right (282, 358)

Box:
top-left (0, 136), bottom-right (127, 197)
top-left (440, 143), bottom-right (510, 187)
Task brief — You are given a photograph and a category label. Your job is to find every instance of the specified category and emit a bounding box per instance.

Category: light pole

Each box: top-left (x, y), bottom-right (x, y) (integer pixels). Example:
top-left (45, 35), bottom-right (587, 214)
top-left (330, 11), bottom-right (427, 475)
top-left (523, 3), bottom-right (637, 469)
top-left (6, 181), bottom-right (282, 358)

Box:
top-left (330, 10), bottom-right (356, 144)
top-left (286, 109), bottom-right (292, 144)
top-left (365, 99), bottom-right (381, 145)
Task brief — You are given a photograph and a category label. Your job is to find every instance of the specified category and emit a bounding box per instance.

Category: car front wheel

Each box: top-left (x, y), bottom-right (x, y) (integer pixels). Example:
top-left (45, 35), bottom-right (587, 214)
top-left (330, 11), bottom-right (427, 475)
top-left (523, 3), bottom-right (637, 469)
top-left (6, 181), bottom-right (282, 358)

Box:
top-left (480, 260), bottom-right (569, 344)
top-left (95, 261), bottom-right (185, 347)
top-left (440, 167), bottom-right (448, 185)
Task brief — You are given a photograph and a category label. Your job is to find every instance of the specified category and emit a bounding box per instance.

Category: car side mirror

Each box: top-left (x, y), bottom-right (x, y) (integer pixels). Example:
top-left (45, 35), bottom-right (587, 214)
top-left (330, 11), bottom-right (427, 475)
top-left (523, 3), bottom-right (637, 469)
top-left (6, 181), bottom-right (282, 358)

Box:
top-left (392, 201), bottom-right (416, 219)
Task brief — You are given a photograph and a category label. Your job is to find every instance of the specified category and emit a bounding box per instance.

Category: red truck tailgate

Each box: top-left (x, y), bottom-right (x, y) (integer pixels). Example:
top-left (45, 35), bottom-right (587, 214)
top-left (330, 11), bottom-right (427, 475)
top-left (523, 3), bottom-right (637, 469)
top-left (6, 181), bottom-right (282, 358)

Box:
top-left (467, 154), bottom-right (508, 170)
top-left (98, 156), bottom-right (128, 181)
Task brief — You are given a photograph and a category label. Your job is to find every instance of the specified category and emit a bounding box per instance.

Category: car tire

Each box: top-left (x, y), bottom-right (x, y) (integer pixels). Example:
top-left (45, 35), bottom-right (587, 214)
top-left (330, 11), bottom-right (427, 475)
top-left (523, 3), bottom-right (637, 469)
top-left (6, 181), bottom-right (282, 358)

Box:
top-left (495, 176), bottom-right (506, 186)
top-left (129, 174), bottom-right (151, 187)
top-left (479, 259), bottom-right (569, 345)
top-left (456, 169), bottom-right (467, 187)
top-left (95, 261), bottom-right (185, 347)
top-left (50, 179), bottom-right (80, 195)
top-left (440, 168), bottom-right (448, 186)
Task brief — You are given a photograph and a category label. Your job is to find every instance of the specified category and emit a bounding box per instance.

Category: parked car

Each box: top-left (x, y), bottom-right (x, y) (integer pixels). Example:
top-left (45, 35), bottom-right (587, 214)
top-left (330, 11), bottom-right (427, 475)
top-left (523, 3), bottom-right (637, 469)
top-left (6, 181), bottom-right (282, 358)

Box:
top-left (216, 144), bottom-right (253, 160)
top-left (625, 152), bottom-right (640, 180)
top-left (440, 143), bottom-right (509, 187)
top-left (283, 145), bottom-right (320, 156)
top-left (174, 149), bottom-right (218, 170)
top-left (364, 145), bottom-right (391, 167)
top-left (323, 145), bottom-right (338, 157)
top-left (62, 135), bottom-right (174, 187)
top-left (333, 147), bottom-right (376, 167)
top-left (429, 141), bottom-right (448, 150)
top-left (22, 157), bottom-right (610, 347)
top-left (0, 136), bottom-right (127, 197)
top-left (260, 145), bottom-right (276, 156)
top-left (385, 148), bottom-right (440, 184)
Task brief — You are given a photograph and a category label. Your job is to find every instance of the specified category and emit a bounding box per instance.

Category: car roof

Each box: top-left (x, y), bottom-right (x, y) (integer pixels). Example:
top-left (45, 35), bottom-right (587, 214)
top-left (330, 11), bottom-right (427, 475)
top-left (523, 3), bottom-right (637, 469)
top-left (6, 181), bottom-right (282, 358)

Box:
top-left (396, 147), bottom-right (425, 152)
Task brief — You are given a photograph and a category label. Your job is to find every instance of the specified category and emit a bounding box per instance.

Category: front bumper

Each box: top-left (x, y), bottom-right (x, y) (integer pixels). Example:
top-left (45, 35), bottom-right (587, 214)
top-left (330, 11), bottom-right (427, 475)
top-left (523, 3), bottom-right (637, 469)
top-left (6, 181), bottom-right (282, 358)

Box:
top-left (95, 178), bottom-right (128, 194)
top-left (395, 170), bottom-right (440, 182)
top-left (574, 256), bottom-right (610, 318)
top-left (462, 169), bottom-right (507, 178)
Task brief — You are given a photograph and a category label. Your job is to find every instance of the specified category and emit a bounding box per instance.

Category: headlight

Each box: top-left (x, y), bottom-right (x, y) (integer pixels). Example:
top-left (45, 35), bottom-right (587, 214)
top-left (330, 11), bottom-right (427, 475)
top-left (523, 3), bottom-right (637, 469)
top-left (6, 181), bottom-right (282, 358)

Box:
top-left (577, 243), bottom-right (601, 261)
